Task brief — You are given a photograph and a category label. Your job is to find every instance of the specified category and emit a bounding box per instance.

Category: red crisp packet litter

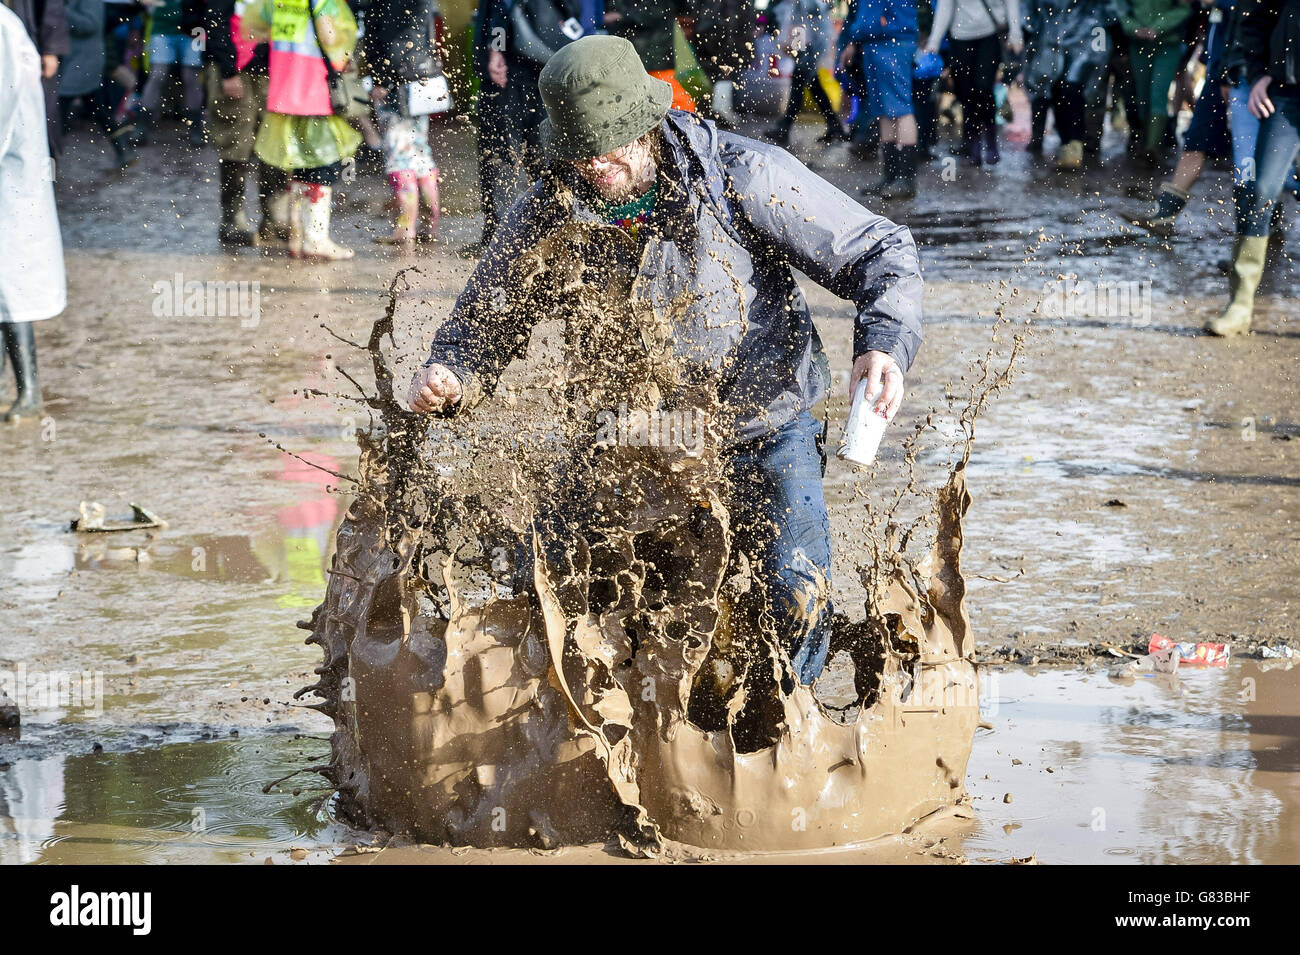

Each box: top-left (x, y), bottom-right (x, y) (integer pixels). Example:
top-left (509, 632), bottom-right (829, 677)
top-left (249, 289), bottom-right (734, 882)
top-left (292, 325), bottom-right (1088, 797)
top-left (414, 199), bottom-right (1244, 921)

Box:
top-left (1149, 633), bottom-right (1229, 667)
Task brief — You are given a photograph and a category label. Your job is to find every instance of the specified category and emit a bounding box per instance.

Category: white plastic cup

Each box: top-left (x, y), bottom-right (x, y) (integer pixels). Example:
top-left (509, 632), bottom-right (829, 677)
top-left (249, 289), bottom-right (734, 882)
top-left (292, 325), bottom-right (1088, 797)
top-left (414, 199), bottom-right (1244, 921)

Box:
top-left (838, 379), bottom-right (889, 467)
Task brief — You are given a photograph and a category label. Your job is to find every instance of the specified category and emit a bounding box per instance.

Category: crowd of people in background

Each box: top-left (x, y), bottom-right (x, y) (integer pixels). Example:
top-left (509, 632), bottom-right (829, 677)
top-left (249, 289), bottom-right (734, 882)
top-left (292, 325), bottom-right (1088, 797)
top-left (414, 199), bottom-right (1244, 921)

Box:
top-left (3, 0), bottom-right (1299, 420)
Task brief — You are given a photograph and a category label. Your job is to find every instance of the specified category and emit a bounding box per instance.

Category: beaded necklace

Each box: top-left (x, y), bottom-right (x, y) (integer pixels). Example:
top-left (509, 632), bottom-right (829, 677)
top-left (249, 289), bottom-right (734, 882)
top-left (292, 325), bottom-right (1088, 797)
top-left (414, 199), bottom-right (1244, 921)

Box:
top-left (597, 182), bottom-right (658, 239)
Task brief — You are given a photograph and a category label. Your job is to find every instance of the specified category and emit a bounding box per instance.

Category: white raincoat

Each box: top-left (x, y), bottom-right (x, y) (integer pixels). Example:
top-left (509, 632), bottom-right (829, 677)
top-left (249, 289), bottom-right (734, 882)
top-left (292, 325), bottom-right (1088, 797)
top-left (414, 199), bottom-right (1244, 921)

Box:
top-left (0, 4), bottom-right (66, 324)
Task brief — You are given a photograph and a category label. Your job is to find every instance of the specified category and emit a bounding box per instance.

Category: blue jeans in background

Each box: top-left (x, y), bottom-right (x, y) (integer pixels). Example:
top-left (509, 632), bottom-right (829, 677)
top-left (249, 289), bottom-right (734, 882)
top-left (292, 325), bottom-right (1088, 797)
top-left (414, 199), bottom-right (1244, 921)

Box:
top-left (1231, 83), bottom-right (1300, 235)
top-left (723, 410), bottom-right (833, 686)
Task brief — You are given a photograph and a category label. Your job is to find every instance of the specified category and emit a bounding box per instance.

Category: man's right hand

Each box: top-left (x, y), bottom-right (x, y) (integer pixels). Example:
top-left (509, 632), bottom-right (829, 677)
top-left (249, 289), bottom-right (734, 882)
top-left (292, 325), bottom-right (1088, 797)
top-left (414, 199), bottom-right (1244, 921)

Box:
top-left (408, 363), bottom-right (463, 414)
top-left (221, 75), bottom-right (244, 99)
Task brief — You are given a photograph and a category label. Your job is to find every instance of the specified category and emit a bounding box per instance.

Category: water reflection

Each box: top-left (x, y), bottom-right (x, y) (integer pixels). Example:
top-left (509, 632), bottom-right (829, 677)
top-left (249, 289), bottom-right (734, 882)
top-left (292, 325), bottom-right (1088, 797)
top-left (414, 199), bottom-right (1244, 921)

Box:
top-left (963, 661), bottom-right (1299, 864)
top-left (0, 734), bottom-right (340, 864)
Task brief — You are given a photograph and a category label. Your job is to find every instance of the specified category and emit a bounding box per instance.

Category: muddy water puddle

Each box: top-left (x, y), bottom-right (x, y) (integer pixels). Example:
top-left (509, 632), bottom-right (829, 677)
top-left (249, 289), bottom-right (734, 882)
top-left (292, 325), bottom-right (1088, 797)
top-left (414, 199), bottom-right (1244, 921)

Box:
top-left (2, 660), bottom-right (1293, 864)
top-left (0, 730), bottom-right (344, 864)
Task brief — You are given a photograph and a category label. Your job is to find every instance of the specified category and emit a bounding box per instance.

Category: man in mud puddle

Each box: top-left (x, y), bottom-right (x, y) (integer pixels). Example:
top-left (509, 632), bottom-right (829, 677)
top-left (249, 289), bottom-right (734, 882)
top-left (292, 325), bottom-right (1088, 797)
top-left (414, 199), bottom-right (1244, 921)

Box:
top-left (407, 35), bottom-right (923, 685)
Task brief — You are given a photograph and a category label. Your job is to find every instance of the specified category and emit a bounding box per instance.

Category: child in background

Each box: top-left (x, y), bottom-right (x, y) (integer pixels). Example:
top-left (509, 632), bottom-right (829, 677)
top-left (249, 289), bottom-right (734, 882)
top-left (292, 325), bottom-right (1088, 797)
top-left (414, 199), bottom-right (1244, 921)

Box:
top-left (362, 0), bottom-right (442, 245)
top-left (134, 0), bottom-right (205, 146)
top-left (243, 0), bottom-right (361, 261)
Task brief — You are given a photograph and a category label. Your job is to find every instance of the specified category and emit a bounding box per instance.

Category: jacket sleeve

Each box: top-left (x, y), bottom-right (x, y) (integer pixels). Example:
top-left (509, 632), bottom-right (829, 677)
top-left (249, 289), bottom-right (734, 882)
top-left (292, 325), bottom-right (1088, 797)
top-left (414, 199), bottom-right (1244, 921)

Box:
top-left (510, 3), bottom-right (558, 65)
top-left (926, 0), bottom-right (954, 49)
top-left (1005, 0), bottom-right (1024, 45)
top-left (423, 185), bottom-right (561, 411)
top-left (40, 0), bottom-right (71, 58)
top-left (1234, 0), bottom-right (1281, 85)
top-left (720, 138), bottom-right (924, 372)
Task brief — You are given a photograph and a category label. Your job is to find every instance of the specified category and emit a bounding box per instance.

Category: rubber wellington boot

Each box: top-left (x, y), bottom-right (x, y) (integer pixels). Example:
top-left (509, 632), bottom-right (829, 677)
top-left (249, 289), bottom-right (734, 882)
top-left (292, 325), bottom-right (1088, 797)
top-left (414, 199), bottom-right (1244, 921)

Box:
top-left (880, 144), bottom-right (917, 199)
top-left (764, 119), bottom-right (793, 147)
top-left (864, 144), bottom-right (899, 195)
top-left (218, 160), bottom-right (257, 246)
top-left (109, 125), bottom-right (137, 169)
top-left (1, 322), bottom-right (42, 421)
top-left (981, 123), bottom-right (1000, 165)
top-left (286, 180), bottom-right (308, 258)
top-left (816, 120), bottom-right (848, 144)
top-left (256, 164), bottom-right (291, 248)
top-left (1027, 100), bottom-right (1048, 154)
top-left (129, 108), bottom-right (152, 147)
top-left (298, 184), bottom-right (354, 261)
top-left (1205, 235), bottom-right (1269, 336)
top-left (1056, 140), bottom-right (1084, 170)
top-left (186, 108), bottom-right (206, 147)
top-left (961, 123), bottom-right (982, 166)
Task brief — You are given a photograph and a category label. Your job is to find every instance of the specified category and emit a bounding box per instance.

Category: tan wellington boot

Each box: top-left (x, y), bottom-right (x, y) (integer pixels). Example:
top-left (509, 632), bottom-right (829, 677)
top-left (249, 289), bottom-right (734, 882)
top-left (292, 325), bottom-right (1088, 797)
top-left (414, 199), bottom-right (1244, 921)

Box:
top-left (1205, 235), bottom-right (1269, 336)
top-left (1055, 140), bottom-right (1084, 171)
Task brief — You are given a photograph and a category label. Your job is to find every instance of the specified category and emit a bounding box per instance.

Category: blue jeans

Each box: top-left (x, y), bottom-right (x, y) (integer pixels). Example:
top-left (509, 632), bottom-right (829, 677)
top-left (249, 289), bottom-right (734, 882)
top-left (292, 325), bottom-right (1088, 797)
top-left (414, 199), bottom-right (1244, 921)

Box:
top-left (1234, 84), bottom-right (1300, 236)
top-left (724, 410), bottom-right (833, 686)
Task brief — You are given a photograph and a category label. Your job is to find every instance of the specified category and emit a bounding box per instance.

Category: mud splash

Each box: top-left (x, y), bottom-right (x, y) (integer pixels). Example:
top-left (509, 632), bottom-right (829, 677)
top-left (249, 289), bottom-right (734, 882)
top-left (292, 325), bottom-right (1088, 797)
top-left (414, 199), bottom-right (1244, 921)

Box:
top-left (296, 233), bottom-right (1021, 854)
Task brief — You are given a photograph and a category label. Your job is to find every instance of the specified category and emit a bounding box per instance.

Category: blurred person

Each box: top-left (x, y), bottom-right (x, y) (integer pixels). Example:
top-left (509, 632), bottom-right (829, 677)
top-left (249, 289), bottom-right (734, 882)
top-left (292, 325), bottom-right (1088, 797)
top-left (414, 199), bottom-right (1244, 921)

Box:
top-left (99, 1), bottom-right (143, 133)
top-left (243, 0), bottom-right (362, 261)
top-left (1121, 0), bottom-right (1191, 164)
top-left (3, 0), bottom-right (70, 157)
top-left (1204, 0), bottom-right (1300, 335)
top-left (924, 0), bottom-right (1023, 165)
top-left (1216, 0), bottom-right (1299, 256)
top-left (363, 0), bottom-right (443, 245)
top-left (765, 0), bottom-right (846, 146)
top-left (691, 0), bottom-right (755, 127)
top-left (1129, 0), bottom-right (1239, 234)
top-left (1022, 0), bottom-right (1113, 169)
top-left (912, 0), bottom-right (940, 159)
top-left (468, 0), bottom-right (514, 254)
top-left (840, 0), bottom-right (921, 198)
top-left (0, 4), bottom-right (66, 421)
top-left (838, 0), bottom-right (881, 160)
top-left (58, 0), bottom-right (137, 168)
top-left (468, 0), bottom-right (598, 255)
top-left (132, 0), bottom-right (206, 147)
top-left (204, 0), bottom-right (284, 247)
top-left (606, 0), bottom-right (696, 110)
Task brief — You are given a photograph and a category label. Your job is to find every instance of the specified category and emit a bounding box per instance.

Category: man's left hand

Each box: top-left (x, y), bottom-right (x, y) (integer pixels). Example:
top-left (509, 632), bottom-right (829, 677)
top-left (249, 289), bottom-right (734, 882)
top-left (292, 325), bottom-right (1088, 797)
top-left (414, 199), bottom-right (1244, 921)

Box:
top-left (850, 351), bottom-right (905, 420)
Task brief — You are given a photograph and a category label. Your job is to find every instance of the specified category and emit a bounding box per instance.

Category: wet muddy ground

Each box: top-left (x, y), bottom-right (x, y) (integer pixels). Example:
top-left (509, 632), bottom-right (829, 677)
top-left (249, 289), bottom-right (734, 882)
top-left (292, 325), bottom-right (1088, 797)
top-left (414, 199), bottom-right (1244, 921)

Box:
top-left (1, 108), bottom-right (1296, 863)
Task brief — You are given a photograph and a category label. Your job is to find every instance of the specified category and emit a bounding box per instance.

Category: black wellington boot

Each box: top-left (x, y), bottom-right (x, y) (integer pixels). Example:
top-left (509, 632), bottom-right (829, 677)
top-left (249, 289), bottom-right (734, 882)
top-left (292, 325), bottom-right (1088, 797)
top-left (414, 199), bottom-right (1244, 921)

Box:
top-left (864, 144), bottom-right (899, 194)
top-left (256, 162), bottom-right (291, 248)
top-left (109, 124), bottom-right (137, 169)
top-left (187, 108), bottom-right (207, 147)
top-left (1027, 100), bottom-right (1048, 155)
top-left (128, 108), bottom-right (152, 147)
top-left (881, 144), bottom-right (918, 199)
top-left (764, 118), bottom-right (793, 147)
top-left (2, 322), bottom-right (42, 421)
top-left (219, 161), bottom-right (257, 246)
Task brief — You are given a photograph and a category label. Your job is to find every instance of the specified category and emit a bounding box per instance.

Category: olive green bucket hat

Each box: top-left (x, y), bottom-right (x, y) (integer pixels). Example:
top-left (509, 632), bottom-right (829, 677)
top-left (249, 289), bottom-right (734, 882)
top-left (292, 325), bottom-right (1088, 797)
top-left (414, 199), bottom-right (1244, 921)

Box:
top-left (538, 35), bottom-right (673, 161)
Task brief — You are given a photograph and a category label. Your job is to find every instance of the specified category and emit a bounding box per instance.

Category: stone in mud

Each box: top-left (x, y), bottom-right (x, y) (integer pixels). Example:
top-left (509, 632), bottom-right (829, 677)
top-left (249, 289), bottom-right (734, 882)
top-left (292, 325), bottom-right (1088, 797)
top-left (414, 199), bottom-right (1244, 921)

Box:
top-left (0, 687), bottom-right (18, 729)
